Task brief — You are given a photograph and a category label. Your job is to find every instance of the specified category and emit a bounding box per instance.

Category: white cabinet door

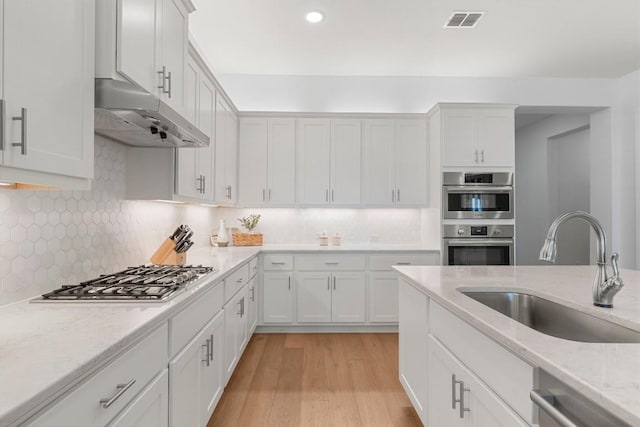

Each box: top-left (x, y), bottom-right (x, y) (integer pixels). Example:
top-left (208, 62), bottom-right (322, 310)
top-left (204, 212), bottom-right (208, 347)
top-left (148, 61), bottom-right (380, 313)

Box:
top-left (247, 276), bottom-right (258, 335)
top-left (3, 0), bottom-right (93, 179)
top-left (169, 311), bottom-right (224, 427)
top-left (159, 0), bottom-right (188, 114)
top-left (296, 272), bottom-right (332, 323)
top-left (427, 336), bottom-right (464, 427)
top-left (398, 279), bottom-right (429, 425)
top-left (477, 109), bottom-right (515, 167)
top-left (297, 119), bottom-right (331, 205)
top-left (175, 59), bottom-right (200, 199)
top-left (238, 118), bottom-right (268, 205)
top-left (116, 0), bottom-right (159, 93)
top-left (442, 109), bottom-right (478, 167)
top-left (331, 272), bottom-right (366, 323)
top-left (215, 97), bottom-right (237, 204)
top-left (363, 120), bottom-right (395, 206)
top-left (267, 118), bottom-right (296, 205)
top-left (224, 289), bottom-right (243, 381)
top-left (262, 272), bottom-right (293, 323)
top-left (330, 119), bottom-right (362, 205)
top-left (109, 370), bottom-right (169, 427)
top-left (197, 75), bottom-right (215, 200)
top-left (395, 120), bottom-right (427, 206)
top-left (200, 311), bottom-right (224, 425)
top-left (369, 272), bottom-right (399, 323)
top-left (428, 336), bottom-right (528, 427)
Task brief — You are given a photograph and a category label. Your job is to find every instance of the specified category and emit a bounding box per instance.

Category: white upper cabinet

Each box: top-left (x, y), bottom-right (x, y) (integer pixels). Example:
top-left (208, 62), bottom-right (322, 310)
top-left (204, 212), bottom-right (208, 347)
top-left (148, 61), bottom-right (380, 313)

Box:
top-left (214, 97), bottom-right (238, 204)
top-left (238, 118), bottom-right (295, 206)
top-left (363, 119), bottom-right (427, 206)
top-left (175, 54), bottom-right (214, 201)
top-left (297, 118), bottom-right (362, 206)
top-left (296, 118), bottom-right (331, 205)
top-left (100, 0), bottom-right (192, 116)
top-left (0, 0), bottom-right (94, 189)
top-left (438, 105), bottom-right (516, 168)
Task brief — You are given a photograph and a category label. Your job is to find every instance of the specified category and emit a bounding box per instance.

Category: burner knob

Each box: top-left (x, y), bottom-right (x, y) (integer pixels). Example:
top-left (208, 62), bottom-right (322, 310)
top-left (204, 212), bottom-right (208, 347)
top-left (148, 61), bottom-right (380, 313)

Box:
top-left (493, 229), bottom-right (502, 236)
top-left (457, 228), bottom-right (465, 236)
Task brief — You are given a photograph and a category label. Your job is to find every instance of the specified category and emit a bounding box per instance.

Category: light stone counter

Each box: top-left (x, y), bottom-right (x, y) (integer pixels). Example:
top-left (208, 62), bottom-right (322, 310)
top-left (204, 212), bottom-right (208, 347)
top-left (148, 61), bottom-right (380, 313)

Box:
top-left (0, 244), bottom-right (437, 426)
top-left (394, 265), bottom-right (640, 426)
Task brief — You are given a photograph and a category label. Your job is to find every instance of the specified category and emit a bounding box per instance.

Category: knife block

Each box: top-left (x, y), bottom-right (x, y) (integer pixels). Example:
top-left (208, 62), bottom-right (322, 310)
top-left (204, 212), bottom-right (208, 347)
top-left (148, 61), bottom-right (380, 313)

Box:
top-left (150, 238), bottom-right (187, 266)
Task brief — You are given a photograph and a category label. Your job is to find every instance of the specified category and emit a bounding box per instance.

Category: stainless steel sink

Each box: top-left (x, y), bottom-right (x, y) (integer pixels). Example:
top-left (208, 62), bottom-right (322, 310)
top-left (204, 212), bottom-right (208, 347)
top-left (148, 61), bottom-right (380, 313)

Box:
top-left (460, 291), bottom-right (640, 343)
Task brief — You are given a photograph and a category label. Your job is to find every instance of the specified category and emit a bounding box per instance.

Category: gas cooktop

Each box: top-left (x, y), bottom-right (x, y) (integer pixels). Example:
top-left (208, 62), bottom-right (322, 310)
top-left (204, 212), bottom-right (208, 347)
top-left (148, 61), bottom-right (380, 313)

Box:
top-left (40, 265), bottom-right (215, 301)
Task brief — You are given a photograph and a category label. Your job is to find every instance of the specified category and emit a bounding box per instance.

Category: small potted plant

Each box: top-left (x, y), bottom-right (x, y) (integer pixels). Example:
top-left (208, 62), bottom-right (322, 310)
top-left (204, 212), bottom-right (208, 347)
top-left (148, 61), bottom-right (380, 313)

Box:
top-left (234, 214), bottom-right (263, 246)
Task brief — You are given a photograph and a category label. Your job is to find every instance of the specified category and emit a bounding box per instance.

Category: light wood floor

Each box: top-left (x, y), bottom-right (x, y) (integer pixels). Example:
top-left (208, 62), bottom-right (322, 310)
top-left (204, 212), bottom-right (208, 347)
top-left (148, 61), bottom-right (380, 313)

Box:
top-left (207, 333), bottom-right (422, 427)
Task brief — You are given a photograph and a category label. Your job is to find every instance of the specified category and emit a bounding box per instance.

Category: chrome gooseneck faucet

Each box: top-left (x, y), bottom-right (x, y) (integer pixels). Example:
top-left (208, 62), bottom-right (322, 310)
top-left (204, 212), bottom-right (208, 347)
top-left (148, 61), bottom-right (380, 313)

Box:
top-left (539, 211), bottom-right (623, 308)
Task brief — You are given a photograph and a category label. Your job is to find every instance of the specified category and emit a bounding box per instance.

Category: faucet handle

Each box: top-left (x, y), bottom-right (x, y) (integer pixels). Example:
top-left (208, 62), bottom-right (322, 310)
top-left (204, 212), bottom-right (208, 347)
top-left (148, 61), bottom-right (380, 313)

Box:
top-left (611, 253), bottom-right (620, 278)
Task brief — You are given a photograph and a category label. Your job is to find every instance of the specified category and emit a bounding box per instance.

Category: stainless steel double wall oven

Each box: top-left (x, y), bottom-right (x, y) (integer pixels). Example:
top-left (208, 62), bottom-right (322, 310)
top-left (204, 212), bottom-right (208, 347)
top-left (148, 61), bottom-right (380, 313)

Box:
top-left (442, 172), bottom-right (514, 266)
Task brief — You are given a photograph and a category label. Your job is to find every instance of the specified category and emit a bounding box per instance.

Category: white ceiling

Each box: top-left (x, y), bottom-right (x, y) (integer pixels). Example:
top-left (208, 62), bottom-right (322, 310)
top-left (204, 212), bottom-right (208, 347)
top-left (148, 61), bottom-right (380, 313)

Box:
top-left (189, 0), bottom-right (640, 79)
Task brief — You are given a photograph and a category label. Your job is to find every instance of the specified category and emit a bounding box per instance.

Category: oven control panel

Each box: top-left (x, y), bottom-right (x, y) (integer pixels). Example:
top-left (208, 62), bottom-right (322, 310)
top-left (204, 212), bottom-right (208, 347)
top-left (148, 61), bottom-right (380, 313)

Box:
top-left (444, 224), bottom-right (514, 238)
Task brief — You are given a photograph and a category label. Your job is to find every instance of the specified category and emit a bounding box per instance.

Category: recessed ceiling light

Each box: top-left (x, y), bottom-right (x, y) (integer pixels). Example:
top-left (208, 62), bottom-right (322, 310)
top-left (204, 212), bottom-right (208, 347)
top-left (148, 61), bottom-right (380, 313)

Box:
top-left (305, 11), bottom-right (324, 24)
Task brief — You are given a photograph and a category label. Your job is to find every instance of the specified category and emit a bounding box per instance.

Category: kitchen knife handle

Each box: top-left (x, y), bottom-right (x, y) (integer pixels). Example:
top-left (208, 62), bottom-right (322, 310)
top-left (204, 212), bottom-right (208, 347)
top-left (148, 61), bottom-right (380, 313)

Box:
top-left (12, 108), bottom-right (27, 155)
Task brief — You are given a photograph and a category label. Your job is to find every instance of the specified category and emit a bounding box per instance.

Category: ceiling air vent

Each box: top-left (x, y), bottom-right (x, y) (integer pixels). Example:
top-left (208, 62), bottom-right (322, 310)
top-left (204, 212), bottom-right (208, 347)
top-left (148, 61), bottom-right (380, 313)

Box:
top-left (444, 12), bottom-right (484, 28)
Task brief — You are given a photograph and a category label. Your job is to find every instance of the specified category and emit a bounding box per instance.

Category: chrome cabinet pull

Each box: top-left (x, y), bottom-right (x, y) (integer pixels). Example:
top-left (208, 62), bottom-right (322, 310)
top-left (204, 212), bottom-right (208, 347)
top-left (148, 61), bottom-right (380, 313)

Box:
top-left (0, 99), bottom-right (5, 151)
top-left (325, 189), bottom-right (329, 202)
top-left (202, 176), bottom-right (206, 193)
top-left (241, 297), bottom-right (245, 316)
top-left (196, 175), bottom-right (203, 193)
top-left (324, 262), bottom-right (339, 265)
top-left (202, 338), bottom-right (211, 366)
top-left (250, 286), bottom-right (255, 301)
top-left (269, 189), bottom-right (271, 201)
top-left (166, 71), bottom-right (172, 98)
top-left (331, 189), bottom-right (334, 202)
top-left (100, 379), bottom-right (136, 408)
top-left (456, 376), bottom-right (470, 418)
top-left (481, 149), bottom-right (485, 163)
top-left (237, 299), bottom-right (242, 316)
top-left (236, 277), bottom-right (244, 283)
top-left (333, 276), bottom-right (336, 290)
top-left (397, 189), bottom-right (400, 202)
top-left (392, 189), bottom-right (395, 202)
top-left (12, 108), bottom-right (27, 155)
top-left (288, 275), bottom-right (291, 290)
top-left (531, 390), bottom-right (578, 427)
top-left (271, 262), bottom-right (286, 265)
top-left (396, 262), bottom-right (411, 265)
top-left (474, 149), bottom-right (479, 163)
top-left (327, 276), bottom-right (330, 290)
top-left (209, 334), bottom-right (214, 361)
top-left (451, 374), bottom-right (458, 409)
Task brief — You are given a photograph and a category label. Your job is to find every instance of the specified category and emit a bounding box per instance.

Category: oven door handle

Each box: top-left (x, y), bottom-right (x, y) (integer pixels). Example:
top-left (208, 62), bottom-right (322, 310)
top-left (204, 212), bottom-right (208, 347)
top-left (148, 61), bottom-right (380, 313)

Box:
top-left (446, 239), bottom-right (514, 245)
top-left (444, 186), bottom-right (513, 193)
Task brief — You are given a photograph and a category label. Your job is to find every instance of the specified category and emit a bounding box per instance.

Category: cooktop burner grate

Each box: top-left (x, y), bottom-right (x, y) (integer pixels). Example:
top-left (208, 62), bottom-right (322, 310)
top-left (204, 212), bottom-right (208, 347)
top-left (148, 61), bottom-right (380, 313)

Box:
top-left (41, 265), bottom-right (215, 301)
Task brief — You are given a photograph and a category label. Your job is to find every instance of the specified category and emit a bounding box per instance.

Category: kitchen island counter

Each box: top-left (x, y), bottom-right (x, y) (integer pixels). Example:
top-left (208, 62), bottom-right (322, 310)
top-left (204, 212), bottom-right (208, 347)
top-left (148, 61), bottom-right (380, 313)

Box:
top-left (394, 265), bottom-right (640, 426)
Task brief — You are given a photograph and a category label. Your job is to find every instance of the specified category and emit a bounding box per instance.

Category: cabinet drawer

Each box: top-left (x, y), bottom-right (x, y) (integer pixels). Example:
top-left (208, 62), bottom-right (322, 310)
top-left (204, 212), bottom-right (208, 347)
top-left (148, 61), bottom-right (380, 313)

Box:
top-left (369, 253), bottom-right (439, 270)
top-left (28, 324), bottom-right (168, 427)
top-left (263, 254), bottom-right (294, 271)
top-left (295, 254), bottom-right (366, 271)
top-left (170, 282), bottom-right (224, 357)
top-left (224, 263), bottom-right (250, 302)
top-left (249, 257), bottom-right (258, 279)
top-left (429, 301), bottom-right (535, 424)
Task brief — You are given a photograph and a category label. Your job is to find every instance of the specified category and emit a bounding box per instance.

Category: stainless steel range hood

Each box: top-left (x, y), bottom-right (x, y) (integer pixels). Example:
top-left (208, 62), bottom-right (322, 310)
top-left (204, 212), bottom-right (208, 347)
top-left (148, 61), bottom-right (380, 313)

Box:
top-left (94, 78), bottom-right (209, 148)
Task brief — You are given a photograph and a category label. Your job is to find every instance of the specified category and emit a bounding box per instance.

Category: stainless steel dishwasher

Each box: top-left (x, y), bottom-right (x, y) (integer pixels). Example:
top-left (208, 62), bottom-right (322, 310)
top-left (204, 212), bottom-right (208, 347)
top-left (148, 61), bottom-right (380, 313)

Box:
top-left (532, 370), bottom-right (632, 427)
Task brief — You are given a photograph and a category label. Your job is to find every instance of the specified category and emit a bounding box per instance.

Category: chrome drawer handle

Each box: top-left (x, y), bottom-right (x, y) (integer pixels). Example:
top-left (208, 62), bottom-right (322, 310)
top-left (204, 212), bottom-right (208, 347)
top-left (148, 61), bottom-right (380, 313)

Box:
top-left (324, 262), bottom-right (339, 265)
top-left (452, 375), bottom-right (470, 418)
top-left (531, 390), bottom-right (578, 427)
top-left (202, 338), bottom-right (211, 366)
top-left (209, 334), bottom-right (214, 362)
top-left (236, 277), bottom-right (244, 283)
top-left (100, 379), bottom-right (136, 408)
top-left (271, 262), bottom-right (286, 265)
top-left (396, 262), bottom-right (411, 265)
top-left (12, 107), bottom-right (27, 155)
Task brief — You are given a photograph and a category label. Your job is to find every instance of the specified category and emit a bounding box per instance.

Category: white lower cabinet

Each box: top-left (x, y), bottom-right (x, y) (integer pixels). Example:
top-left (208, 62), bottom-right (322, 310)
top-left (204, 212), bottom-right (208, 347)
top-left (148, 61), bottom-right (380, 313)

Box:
top-left (108, 370), bottom-right (169, 427)
top-left (428, 336), bottom-right (528, 427)
top-left (224, 286), bottom-right (248, 382)
top-left (369, 272), bottom-right (399, 322)
top-left (262, 272), bottom-right (293, 323)
top-left (26, 324), bottom-right (169, 427)
top-left (247, 275), bottom-right (258, 335)
top-left (169, 311), bottom-right (224, 427)
top-left (297, 272), bottom-right (366, 323)
top-left (398, 279), bottom-right (429, 425)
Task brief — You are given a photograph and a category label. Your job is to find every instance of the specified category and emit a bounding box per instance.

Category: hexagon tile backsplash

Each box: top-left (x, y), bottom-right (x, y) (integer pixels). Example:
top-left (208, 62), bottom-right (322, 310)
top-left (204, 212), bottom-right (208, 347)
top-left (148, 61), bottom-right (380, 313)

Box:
top-left (0, 136), bottom-right (433, 306)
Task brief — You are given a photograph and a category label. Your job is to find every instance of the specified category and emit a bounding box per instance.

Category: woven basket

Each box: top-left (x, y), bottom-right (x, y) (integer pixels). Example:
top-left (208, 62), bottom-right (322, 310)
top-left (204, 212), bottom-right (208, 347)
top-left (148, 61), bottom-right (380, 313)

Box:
top-left (232, 233), bottom-right (263, 246)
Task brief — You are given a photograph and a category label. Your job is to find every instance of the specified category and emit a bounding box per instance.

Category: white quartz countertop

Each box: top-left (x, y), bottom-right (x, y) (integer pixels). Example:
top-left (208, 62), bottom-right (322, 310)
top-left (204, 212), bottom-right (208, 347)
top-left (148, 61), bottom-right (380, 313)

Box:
top-left (0, 244), bottom-right (437, 426)
top-left (394, 265), bottom-right (640, 426)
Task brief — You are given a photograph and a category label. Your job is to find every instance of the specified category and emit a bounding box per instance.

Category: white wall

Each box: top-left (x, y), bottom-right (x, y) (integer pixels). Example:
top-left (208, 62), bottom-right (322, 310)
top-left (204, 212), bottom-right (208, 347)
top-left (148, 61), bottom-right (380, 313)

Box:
top-left (515, 115), bottom-right (591, 265)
